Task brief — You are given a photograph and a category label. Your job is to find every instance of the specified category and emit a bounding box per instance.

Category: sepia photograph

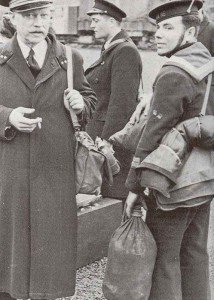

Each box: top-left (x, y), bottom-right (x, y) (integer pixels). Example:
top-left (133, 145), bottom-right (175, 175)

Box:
top-left (0, 0), bottom-right (213, 299)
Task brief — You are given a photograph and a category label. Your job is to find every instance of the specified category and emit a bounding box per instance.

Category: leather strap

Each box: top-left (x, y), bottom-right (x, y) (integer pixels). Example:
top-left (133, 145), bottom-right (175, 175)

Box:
top-left (201, 73), bottom-right (213, 116)
top-left (65, 45), bottom-right (81, 131)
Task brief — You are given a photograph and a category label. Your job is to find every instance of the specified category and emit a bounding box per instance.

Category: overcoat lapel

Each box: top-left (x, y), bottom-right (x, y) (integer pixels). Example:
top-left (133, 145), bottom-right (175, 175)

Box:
top-left (36, 42), bottom-right (61, 88)
top-left (6, 36), bottom-right (36, 90)
top-left (4, 35), bottom-right (63, 91)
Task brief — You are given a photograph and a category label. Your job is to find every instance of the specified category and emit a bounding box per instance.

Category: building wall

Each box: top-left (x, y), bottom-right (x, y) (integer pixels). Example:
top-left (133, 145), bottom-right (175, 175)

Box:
top-left (78, 0), bottom-right (150, 19)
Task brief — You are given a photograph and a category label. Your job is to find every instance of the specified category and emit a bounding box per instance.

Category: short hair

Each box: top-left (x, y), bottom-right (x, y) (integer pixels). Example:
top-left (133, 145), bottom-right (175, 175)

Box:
top-left (181, 14), bottom-right (201, 36)
top-left (0, 17), bottom-right (16, 39)
top-left (103, 14), bottom-right (121, 26)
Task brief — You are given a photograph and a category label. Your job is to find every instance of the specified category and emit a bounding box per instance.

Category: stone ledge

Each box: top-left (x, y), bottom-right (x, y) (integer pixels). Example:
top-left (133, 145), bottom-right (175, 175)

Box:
top-left (77, 198), bottom-right (123, 268)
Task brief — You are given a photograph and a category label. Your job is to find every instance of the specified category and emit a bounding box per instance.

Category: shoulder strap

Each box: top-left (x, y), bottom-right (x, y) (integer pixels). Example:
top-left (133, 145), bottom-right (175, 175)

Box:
top-left (164, 55), bottom-right (213, 116)
top-left (201, 73), bottom-right (212, 116)
top-left (164, 56), bottom-right (214, 82)
top-left (65, 45), bottom-right (73, 89)
top-left (65, 45), bottom-right (81, 131)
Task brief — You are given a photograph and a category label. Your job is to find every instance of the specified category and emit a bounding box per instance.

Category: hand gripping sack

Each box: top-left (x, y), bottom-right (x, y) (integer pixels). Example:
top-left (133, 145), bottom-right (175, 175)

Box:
top-left (102, 207), bottom-right (157, 300)
top-left (109, 88), bottom-right (151, 154)
top-left (75, 132), bottom-right (114, 195)
top-left (109, 113), bottom-right (148, 154)
top-left (65, 46), bottom-right (119, 195)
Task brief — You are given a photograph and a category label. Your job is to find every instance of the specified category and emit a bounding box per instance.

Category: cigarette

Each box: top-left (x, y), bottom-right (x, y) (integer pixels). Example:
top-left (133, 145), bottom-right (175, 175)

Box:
top-left (38, 122), bottom-right (41, 129)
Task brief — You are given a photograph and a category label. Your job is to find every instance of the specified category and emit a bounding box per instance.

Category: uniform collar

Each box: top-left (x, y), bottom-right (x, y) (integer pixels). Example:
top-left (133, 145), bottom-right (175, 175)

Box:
top-left (104, 29), bottom-right (121, 50)
top-left (111, 29), bottom-right (131, 42)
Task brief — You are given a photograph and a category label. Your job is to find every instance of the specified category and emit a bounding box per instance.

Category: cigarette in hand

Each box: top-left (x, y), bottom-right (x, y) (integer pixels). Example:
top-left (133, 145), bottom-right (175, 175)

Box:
top-left (36, 117), bottom-right (42, 129)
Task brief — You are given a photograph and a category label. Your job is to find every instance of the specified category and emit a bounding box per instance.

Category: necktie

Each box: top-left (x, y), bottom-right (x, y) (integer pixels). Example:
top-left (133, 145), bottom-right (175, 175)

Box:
top-left (27, 48), bottom-right (40, 78)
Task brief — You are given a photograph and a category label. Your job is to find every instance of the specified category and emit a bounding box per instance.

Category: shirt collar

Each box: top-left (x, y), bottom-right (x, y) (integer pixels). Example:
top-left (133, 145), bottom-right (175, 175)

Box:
top-left (17, 35), bottom-right (48, 68)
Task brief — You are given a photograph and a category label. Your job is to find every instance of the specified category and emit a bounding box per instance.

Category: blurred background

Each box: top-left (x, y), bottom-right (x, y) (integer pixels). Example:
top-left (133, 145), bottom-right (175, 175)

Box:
top-left (0, 0), bottom-right (213, 47)
top-left (0, 1), bottom-right (213, 298)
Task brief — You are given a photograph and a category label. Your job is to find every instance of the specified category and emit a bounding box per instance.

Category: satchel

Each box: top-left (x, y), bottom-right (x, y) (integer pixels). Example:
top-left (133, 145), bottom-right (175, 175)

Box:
top-left (65, 46), bottom-right (119, 195)
top-left (153, 74), bottom-right (214, 208)
top-left (102, 206), bottom-right (157, 300)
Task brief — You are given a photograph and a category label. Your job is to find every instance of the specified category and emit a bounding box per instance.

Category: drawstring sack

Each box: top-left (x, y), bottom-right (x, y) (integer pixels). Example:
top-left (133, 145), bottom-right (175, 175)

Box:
top-left (102, 206), bottom-right (157, 300)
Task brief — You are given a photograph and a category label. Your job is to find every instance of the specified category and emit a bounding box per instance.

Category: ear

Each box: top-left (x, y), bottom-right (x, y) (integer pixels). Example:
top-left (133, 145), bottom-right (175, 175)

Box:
top-left (109, 17), bottom-right (117, 26)
top-left (185, 26), bottom-right (196, 42)
top-left (10, 13), bottom-right (16, 27)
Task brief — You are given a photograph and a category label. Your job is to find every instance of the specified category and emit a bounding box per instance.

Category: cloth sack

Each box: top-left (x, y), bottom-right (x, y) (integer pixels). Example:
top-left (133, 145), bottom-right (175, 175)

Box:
top-left (102, 207), bottom-right (157, 300)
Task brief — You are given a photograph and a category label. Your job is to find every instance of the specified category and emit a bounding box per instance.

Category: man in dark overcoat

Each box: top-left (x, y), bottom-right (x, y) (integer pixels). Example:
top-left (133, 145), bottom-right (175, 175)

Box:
top-left (125, 0), bottom-right (213, 299)
top-left (85, 0), bottom-right (142, 200)
top-left (198, 0), bottom-right (214, 118)
top-left (0, 1), bottom-right (97, 299)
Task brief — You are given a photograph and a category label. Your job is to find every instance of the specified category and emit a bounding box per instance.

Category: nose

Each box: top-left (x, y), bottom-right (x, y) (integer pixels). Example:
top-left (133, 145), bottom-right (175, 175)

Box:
top-left (90, 20), bottom-right (95, 29)
top-left (33, 15), bottom-right (43, 26)
top-left (155, 28), bottom-right (163, 40)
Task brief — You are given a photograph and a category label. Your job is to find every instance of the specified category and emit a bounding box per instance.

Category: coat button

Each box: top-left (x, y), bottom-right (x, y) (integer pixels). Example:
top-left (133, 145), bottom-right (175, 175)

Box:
top-left (95, 78), bottom-right (99, 83)
top-left (101, 61), bottom-right (105, 65)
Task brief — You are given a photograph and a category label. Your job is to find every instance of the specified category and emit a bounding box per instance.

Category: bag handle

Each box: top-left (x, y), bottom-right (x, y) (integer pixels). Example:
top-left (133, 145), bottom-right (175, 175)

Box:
top-left (65, 45), bottom-right (81, 132)
top-left (200, 73), bottom-right (213, 116)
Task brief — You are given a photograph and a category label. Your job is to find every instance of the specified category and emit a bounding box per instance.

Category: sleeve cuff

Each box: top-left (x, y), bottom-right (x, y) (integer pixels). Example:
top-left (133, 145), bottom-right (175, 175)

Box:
top-left (0, 107), bottom-right (16, 141)
top-left (4, 126), bottom-right (16, 141)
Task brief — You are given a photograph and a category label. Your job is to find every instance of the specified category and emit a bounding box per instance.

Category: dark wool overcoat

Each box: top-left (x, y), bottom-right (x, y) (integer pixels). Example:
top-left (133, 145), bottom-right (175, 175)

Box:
top-left (85, 30), bottom-right (142, 199)
top-left (0, 34), bottom-right (97, 299)
top-left (198, 15), bottom-right (214, 56)
top-left (198, 14), bottom-right (214, 117)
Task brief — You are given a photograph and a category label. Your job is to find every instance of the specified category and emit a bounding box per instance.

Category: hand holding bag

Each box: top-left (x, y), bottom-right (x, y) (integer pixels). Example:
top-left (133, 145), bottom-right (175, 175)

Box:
top-left (65, 45), bottom-right (119, 195)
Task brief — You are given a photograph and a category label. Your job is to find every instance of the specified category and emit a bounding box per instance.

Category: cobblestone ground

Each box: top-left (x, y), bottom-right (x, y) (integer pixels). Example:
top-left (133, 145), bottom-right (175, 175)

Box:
top-left (75, 202), bottom-right (214, 300)
top-left (208, 201), bottom-right (214, 297)
top-left (77, 47), bottom-right (214, 299)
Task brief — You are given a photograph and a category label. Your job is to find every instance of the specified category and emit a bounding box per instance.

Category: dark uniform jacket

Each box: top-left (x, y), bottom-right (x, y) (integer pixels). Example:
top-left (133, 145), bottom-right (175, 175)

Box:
top-left (0, 33), bottom-right (97, 299)
top-left (126, 42), bottom-right (214, 208)
top-left (85, 30), bottom-right (142, 199)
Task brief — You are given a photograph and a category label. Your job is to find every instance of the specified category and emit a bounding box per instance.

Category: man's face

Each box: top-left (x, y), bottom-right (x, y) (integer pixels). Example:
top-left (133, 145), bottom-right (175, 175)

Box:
top-left (12, 7), bottom-right (52, 47)
top-left (90, 14), bottom-right (111, 39)
top-left (155, 16), bottom-right (186, 56)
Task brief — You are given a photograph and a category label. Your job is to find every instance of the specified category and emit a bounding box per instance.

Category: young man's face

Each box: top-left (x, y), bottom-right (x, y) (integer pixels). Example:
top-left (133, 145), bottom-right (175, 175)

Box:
top-left (155, 16), bottom-right (186, 56)
top-left (12, 7), bottom-right (52, 47)
top-left (90, 14), bottom-right (111, 39)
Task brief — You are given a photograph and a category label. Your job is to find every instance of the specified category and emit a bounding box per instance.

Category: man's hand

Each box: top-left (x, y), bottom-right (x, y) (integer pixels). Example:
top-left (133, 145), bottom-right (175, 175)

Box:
top-left (125, 191), bottom-right (139, 218)
top-left (64, 88), bottom-right (85, 115)
top-left (9, 107), bottom-right (42, 133)
top-left (129, 93), bottom-right (153, 124)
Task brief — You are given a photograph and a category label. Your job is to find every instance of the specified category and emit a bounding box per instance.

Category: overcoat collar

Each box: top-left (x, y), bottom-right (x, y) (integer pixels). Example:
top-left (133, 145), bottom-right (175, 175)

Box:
top-left (86, 30), bottom-right (131, 72)
top-left (0, 33), bottom-right (66, 91)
